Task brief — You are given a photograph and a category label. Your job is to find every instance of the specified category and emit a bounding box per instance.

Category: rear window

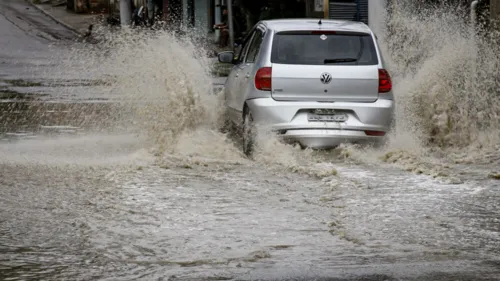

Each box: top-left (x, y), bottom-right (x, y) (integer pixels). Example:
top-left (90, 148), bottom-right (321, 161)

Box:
top-left (270, 31), bottom-right (379, 66)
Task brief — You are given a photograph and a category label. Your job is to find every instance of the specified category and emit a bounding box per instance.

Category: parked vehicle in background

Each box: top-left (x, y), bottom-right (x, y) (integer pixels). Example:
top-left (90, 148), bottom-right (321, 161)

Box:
top-left (218, 19), bottom-right (395, 157)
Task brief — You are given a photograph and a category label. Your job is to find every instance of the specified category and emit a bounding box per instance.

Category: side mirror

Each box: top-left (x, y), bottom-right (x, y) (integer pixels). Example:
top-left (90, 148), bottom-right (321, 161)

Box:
top-left (218, 51), bottom-right (235, 64)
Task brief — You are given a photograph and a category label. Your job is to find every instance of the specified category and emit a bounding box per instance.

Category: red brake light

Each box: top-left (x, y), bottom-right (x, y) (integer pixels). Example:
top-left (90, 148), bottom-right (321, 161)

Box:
top-left (378, 69), bottom-right (392, 93)
top-left (255, 67), bottom-right (272, 91)
top-left (365, 130), bottom-right (386, 136)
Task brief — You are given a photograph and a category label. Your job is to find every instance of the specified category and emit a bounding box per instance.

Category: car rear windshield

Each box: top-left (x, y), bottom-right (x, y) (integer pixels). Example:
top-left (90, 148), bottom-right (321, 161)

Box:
top-left (270, 31), bottom-right (379, 65)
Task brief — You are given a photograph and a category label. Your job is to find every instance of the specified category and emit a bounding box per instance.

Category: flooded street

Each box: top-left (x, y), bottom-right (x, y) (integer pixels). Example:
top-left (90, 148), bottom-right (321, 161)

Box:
top-left (1, 0), bottom-right (500, 280)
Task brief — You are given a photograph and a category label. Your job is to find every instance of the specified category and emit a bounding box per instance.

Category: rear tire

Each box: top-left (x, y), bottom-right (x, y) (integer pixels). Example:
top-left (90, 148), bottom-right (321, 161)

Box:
top-left (242, 109), bottom-right (256, 158)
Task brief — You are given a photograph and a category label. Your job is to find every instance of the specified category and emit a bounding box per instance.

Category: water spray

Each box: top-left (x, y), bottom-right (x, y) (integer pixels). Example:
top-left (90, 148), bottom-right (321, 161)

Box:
top-left (471, 0), bottom-right (479, 42)
top-left (470, 0), bottom-right (480, 84)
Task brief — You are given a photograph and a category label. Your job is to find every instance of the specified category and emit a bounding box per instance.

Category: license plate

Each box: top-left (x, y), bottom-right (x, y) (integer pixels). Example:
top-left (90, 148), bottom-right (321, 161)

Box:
top-left (308, 113), bottom-right (348, 122)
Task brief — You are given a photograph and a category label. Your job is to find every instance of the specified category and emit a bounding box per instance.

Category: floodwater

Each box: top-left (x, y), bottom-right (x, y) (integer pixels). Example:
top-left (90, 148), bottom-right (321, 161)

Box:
top-left (1, 1), bottom-right (500, 280)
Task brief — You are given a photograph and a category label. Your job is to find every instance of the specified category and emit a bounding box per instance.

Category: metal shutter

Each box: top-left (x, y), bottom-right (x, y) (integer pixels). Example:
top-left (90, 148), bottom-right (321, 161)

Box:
top-left (358, 0), bottom-right (369, 24)
top-left (328, 1), bottom-right (357, 21)
top-left (328, 0), bottom-right (369, 25)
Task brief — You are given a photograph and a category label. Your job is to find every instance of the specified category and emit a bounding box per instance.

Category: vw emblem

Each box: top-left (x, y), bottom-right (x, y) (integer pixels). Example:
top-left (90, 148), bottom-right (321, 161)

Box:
top-left (320, 72), bottom-right (332, 84)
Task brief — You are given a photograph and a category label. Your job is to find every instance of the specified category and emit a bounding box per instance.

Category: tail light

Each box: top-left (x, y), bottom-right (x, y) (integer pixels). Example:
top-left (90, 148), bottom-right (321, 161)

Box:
top-left (255, 67), bottom-right (272, 91)
top-left (378, 69), bottom-right (392, 93)
top-left (365, 130), bottom-right (386, 136)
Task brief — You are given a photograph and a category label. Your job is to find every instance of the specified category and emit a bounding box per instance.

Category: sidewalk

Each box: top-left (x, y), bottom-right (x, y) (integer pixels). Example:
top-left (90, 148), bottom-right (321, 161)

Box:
top-left (28, 0), bottom-right (104, 36)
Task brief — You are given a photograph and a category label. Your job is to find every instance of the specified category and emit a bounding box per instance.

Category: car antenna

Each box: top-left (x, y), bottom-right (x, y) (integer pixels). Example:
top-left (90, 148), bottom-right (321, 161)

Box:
top-left (318, 19), bottom-right (322, 25)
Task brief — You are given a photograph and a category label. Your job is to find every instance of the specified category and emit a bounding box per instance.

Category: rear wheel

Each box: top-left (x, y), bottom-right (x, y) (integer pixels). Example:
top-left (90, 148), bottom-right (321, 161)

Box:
top-left (242, 109), bottom-right (256, 158)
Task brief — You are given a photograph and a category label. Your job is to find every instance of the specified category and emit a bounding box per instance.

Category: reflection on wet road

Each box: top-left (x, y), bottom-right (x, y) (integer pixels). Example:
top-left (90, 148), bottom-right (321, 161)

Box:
top-left (1, 0), bottom-right (500, 280)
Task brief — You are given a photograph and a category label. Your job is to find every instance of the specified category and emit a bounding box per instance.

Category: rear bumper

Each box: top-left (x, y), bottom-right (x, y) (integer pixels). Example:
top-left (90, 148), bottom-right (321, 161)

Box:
top-left (279, 129), bottom-right (385, 149)
top-left (246, 97), bottom-right (395, 148)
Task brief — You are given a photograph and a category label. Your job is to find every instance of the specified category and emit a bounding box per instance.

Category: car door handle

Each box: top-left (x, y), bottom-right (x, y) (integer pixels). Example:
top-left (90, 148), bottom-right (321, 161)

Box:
top-left (235, 73), bottom-right (239, 77)
top-left (245, 73), bottom-right (250, 79)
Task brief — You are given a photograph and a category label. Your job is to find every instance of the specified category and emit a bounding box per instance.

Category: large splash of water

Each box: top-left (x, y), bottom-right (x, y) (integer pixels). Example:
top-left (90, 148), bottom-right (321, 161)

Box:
top-left (383, 0), bottom-right (500, 150)
top-left (56, 27), bottom-right (232, 157)
top-left (47, 2), bottom-right (500, 173)
top-left (360, 0), bottom-right (500, 177)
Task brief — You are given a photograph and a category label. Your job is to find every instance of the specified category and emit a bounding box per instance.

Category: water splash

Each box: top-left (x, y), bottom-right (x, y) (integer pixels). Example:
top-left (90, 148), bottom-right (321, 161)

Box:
top-left (24, 4), bottom-right (499, 173)
top-left (52, 27), bottom-right (229, 155)
top-left (320, 1), bottom-right (500, 175)
top-left (253, 1), bottom-right (499, 172)
top-left (250, 1), bottom-right (500, 174)
top-left (384, 0), bottom-right (500, 149)
top-left (49, 26), bottom-right (327, 171)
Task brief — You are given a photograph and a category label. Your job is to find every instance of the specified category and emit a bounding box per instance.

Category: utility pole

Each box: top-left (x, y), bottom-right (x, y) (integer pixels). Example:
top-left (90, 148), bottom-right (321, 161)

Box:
top-left (471, 0), bottom-right (478, 30)
top-left (214, 0), bottom-right (221, 43)
top-left (227, 0), bottom-right (235, 50)
top-left (120, 0), bottom-right (132, 26)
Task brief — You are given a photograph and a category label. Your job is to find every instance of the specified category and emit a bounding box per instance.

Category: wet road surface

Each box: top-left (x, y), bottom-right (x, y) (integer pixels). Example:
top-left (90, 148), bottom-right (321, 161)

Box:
top-left (1, 1), bottom-right (500, 281)
top-left (2, 137), bottom-right (500, 281)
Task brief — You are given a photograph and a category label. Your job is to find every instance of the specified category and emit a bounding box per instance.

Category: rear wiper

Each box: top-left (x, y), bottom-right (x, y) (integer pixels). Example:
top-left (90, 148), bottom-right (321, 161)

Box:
top-left (324, 58), bottom-right (358, 64)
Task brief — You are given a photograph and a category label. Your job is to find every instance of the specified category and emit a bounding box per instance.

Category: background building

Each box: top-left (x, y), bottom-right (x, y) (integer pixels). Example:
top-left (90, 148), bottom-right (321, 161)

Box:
top-left (67, 0), bottom-right (109, 13)
top-left (324, 0), bottom-right (369, 23)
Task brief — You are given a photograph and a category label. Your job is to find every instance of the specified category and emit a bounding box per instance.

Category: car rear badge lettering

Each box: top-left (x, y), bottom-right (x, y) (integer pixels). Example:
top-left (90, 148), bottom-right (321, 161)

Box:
top-left (320, 72), bottom-right (332, 84)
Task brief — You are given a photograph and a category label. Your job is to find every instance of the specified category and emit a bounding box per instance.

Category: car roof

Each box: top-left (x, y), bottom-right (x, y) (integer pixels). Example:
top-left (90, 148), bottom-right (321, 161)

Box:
top-left (260, 18), bottom-right (372, 34)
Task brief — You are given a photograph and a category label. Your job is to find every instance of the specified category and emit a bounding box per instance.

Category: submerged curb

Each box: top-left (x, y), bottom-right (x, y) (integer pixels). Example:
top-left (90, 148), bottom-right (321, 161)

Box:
top-left (25, 0), bottom-right (82, 37)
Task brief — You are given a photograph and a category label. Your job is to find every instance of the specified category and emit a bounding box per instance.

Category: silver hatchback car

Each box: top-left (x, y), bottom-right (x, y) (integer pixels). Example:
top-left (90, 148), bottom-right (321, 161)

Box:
top-left (218, 19), bottom-right (395, 157)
